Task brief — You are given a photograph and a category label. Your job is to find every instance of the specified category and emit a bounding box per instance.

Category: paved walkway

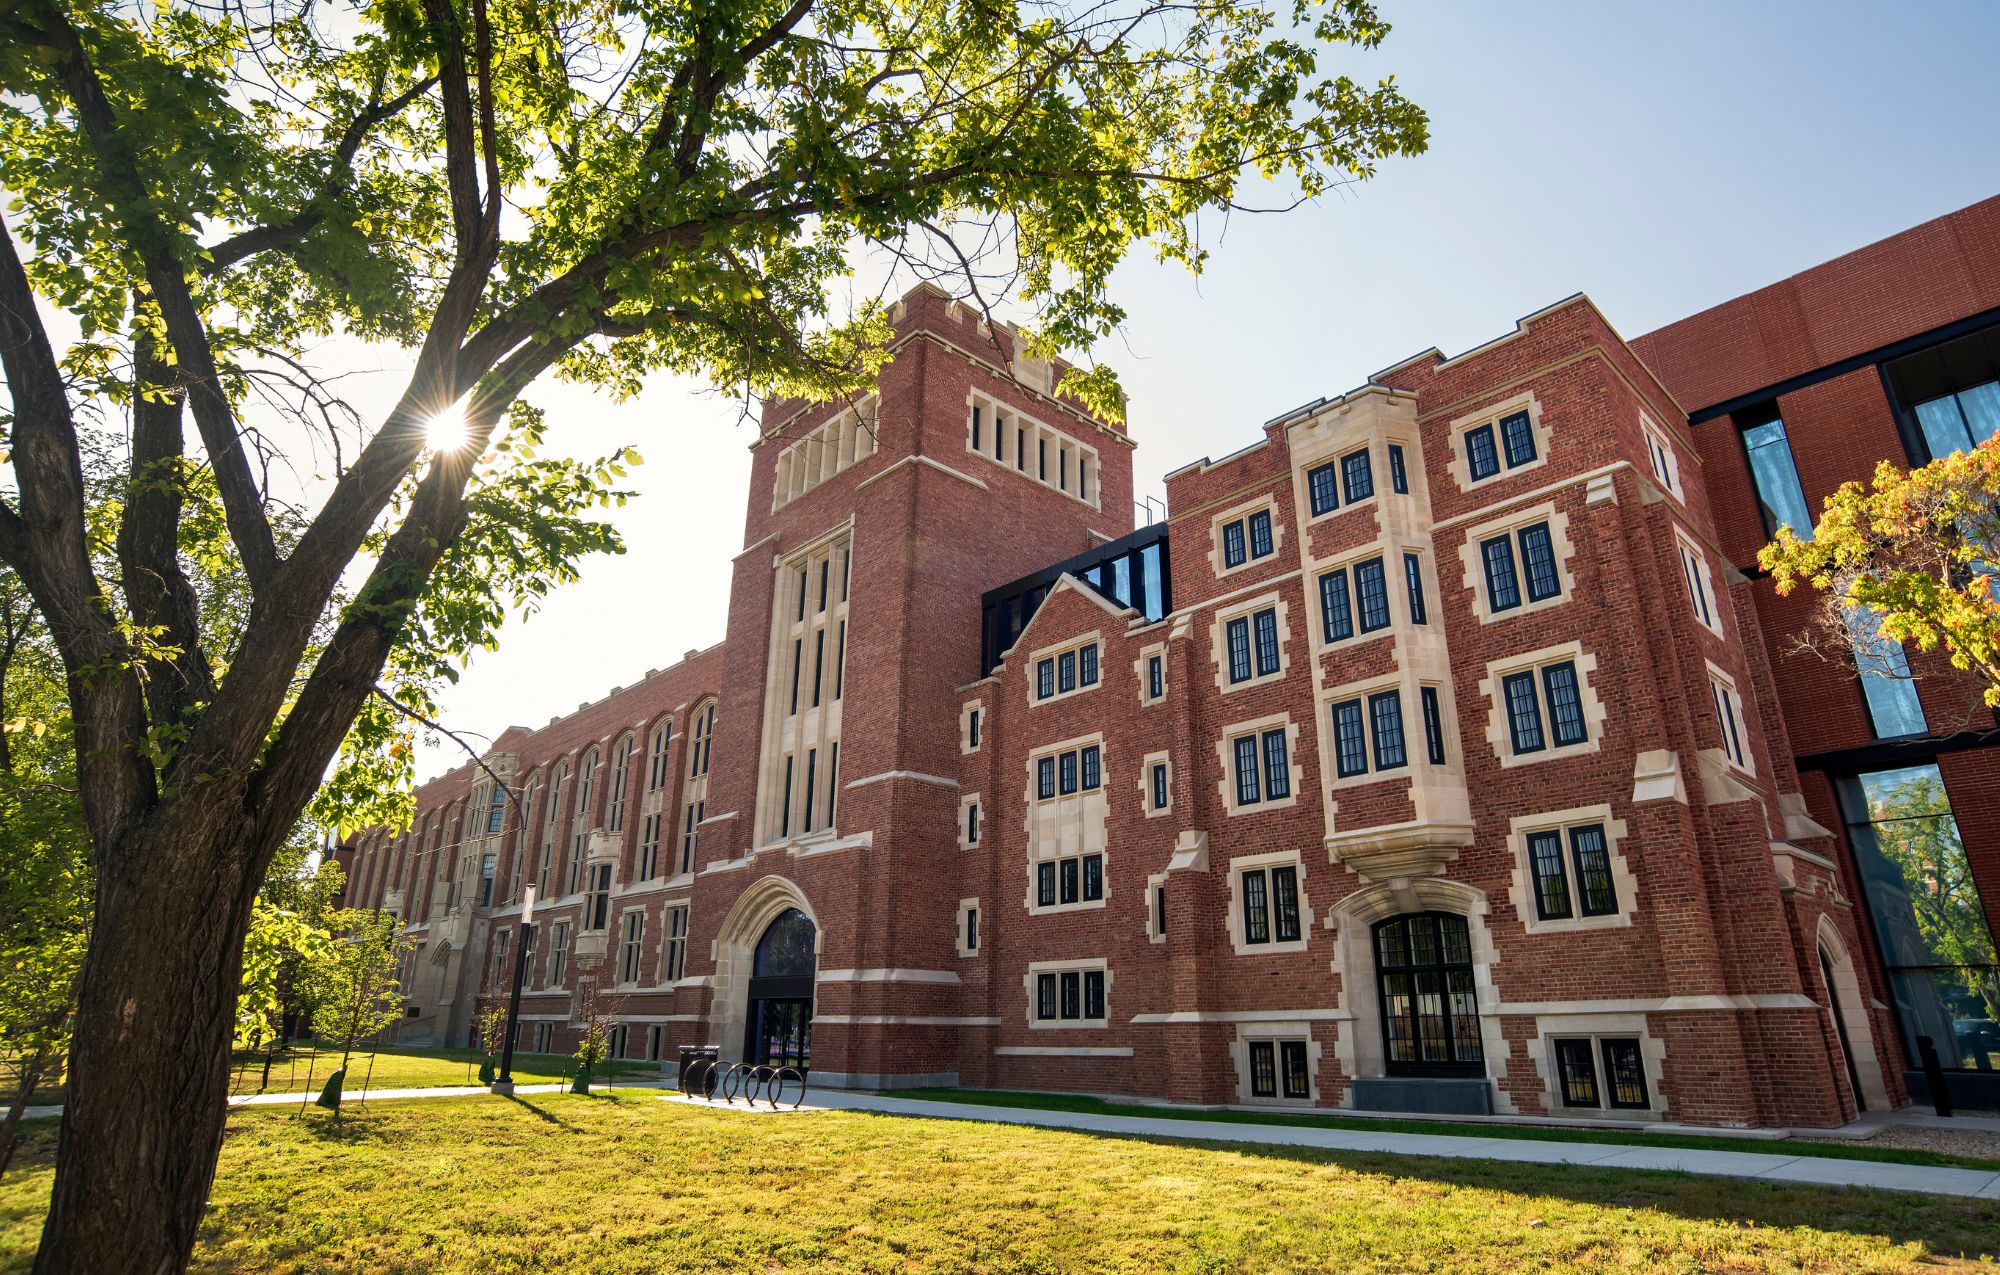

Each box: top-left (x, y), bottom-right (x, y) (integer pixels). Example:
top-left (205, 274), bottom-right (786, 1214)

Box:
top-left (798, 1091), bottom-right (2000, 1200)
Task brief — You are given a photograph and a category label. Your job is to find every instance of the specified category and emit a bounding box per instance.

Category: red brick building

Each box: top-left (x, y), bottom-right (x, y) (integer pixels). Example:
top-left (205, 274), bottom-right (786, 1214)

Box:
top-left (341, 197), bottom-right (2000, 1126)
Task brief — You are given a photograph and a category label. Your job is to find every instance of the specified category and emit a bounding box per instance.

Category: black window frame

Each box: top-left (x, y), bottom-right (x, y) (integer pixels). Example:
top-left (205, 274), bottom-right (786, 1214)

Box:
top-left (1147, 654), bottom-right (1164, 700)
top-left (1420, 685), bottom-right (1447, 765)
top-left (1319, 568), bottom-right (1353, 642)
top-left (1518, 522), bottom-right (1561, 603)
top-left (1261, 727), bottom-right (1290, 799)
top-left (1232, 734), bottom-right (1262, 805)
top-left (1222, 519), bottom-right (1247, 568)
top-left (1374, 912), bottom-right (1485, 1077)
top-left (1307, 461), bottom-right (1340, 516)
top-left (1150, 761), bottom-right (1168, 810)
top-left (1465, 423), bottom-right (1500, 480)
top-left (1341, 447), bottom-right (1374, 502)
top-left (1403, 552), bottom-right (1427, 625)
top-left (1247, 509), bottom-right (1275, 559)
top-left (1388, 443), bottom-right (1409, 494)
top-left (1354, 557), bottom-right (1390, 632)
top-left (1369, 690), bottom-right (1407, 771)
top-left (1251, 607), bottom-right (1281, 677)
top-left (1080, 744), bottom-right (1101, 791)
top-left (1500, 409), bottom-right (1537, 467)
top-left (1332, 698), bottom-right (1367, 778)
top-left (1481, 534), bottom-right (1521, 612)
top-left (1225, 615), bottom-right (1253, 683)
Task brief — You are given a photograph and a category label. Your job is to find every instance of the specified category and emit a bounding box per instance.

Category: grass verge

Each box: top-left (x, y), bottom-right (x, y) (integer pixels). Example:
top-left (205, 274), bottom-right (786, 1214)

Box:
top-left (895, 1087), bottom-right (2000, 1173)
top-left (221, 1043), bottom-right (658, 1098)
top-left (3, 1092), bottom-right (1997, 1272)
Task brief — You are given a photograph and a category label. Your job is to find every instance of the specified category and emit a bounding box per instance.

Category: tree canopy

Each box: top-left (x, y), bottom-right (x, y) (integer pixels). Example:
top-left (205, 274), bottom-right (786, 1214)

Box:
top-left (0, 0), bottom-right (1426, 1269)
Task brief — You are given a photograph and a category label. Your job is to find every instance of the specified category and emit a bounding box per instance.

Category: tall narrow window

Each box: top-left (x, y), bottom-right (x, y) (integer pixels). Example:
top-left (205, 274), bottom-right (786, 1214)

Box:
top-left (1341, 448), bottom-right (1373, 502)
top-left (1481, 535), bottom-right (1520, 611)
top-left (1307, 461), bottom-right (1339, 516)
top-left (1355, 558), bottom-right (1390, 632)
top-left (1503, 671), bottom-right (1544, 754)
top-left (1150, 761), bottom-right (1168, 810)
top-left (1319, 569), bottom-right (1352, 642)
top-left (1261, 728), bottom-right (1290, 799)
top-left (1251, 608), bottom-right (1280, 677)
top-left (1403, 554), bottom-right (1427, 625)
top-left (1147, 654), bottom-right (1164, 700)
top-left (1225, 616), bottom-right (1253, 683)
top-left (1332, 699), bottom-right (1367, 778)
top-left (1421, 686), bottom-right (1447, 765)
top-left (1465, 423), bottom-right (1500, 480)
top-left (1247, 509), bottom-right (1274, 559)
top-left (1079, 643), bottom-right (1099, 686)
top-left (661, 904), bottom-right (689, 983)
top-left (1542, 662), bottom-right (1588, 747)
top-left (1369, 691), bottom-right (1407, 770)
top-left (1710, 675), bottom-right (1748, 768)
top-left (1847, 606), bottom-right (1926, 739)
top-left (1222, 519), bottom-right (1247, 568)
top-left (1233, 735), bottom-right (1261, 805)
top-left (1500, 410), bottom-right (1536, 467)
top-left (802, 748), bottom-right (818, 832)
top-left (1740, 413), bottom-right (1814, 540)
top-left (1388, 443), bottom-right (1409, 493)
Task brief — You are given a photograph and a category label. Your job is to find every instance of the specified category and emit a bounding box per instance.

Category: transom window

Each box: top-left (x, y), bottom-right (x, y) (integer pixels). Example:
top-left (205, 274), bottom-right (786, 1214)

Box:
top-left (1480, 522), bottom-right (1561, 612)
top-left (1225, 607), bottom-right (1282, 683)
top-left (1221, 508), bottom-right (1276, 569)
top-left (1241, 864), bottom-right (1302, 945)
top-left (1035, 744), bottom-right (1103, 800)
top-left (1034, 969), bottom-right (1106, 1022)
top-left (1526, 822), bottom-right (1617, 921)
top-left (1331, 690), bottom-right (1407, 778)
top-left (1036, 854), bottom-right (1105, 907)
top-left (1248, 1039), bottom-right (1311, 1099)
top-left (1229, 727), bottom-right (1291, 807)
top-left (1375, 912), bottom-right (1483, 1076)
top-left (1501, 660), bottom-right (1588, 756)
top-left (1554, 1037), bottom-right (1650, 1109)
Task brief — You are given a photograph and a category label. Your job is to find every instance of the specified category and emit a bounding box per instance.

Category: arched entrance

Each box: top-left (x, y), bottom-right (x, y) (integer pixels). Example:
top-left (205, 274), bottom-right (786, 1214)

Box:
top-left (746, 907), bottom-right (816, 1069)
top-left (1815, 916), bottom-right (1891, 1112)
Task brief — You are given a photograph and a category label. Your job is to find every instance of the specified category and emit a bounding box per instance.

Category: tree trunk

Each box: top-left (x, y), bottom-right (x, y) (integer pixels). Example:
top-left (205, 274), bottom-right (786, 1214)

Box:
top-left (0, 1048), bottom-right (50, 1178)
top-left (32, 819), bottom-right (258, 1275)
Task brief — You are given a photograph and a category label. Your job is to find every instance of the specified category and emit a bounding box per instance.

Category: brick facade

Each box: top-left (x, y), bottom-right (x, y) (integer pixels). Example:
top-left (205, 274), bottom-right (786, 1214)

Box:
top-left (343, 198), bottom-right (2000, 1126)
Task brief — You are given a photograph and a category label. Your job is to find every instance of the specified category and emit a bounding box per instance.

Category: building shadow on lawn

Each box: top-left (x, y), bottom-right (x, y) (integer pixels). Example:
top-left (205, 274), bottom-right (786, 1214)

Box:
top-left (500, 1094), bottom-right (588, 1134)
top-left (1091, 1129), bottom-right (2000, 1261)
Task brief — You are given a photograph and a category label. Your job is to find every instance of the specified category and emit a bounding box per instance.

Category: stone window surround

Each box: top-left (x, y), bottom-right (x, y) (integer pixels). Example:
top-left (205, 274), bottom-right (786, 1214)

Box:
top-left (1527, 1013), bottom-right (1667, 1119)
top-left (615, 906), bottom-right (647, 987)
top-left (1026, 629), bottom-right (1105, 707)
top-left (657, 899), bottom-right (691, 986)
top-left (1640, 411), bottom-right (1683, 500)
top-left (1023, 729), bottom-right (1111, 916)
top-left (1312, 543), bottom-right (1410, 647)
top-left (1206, 493), bottom-right (1285, 579)
top-left (1209, 590), bottom-right (1294, 694)
top-left (1455, 500), bottom-right (1578, 626)
top-left (1135, 641), bottom-right (1168, 706)
top-left (1213, 711), bottom-right (1303, 817)
top-left (1145, 872), bottom-right (1169, 945)
top-left (1477, 641), bottom-right (1609, 769)
top-left (1504, 803), bottom-right (1638, 937)
top-left (957, 896), bottom-right (980, 958)
top-left (1319, 669), bottom-right (1413, 793)
top-left (965, 387), bottom-right (1102, 510)
top-left (959, 792), bottom-right (982, 849)
top-left (1706, 659), bottom-right (1756, 776)
top-left (1445, 390), bottom-right (1551, 493)
top-left (773, 396), bottom-right (878, 512)
top-left (1673, 525), bottom-right (1725, 639)
top-left (1140, 749), bottom-right (1172, 818)
top-left (1021, 957), bottom-right (1113, 1030)
top-left (960, 699), bottom-right (984, 753)
top-left (1230, 1023), bottom-right (1324, 1106)
top-left (1225, 848), bottom-right (1314, 957)
top-left (1303, 441), bottom-right (1381, 524)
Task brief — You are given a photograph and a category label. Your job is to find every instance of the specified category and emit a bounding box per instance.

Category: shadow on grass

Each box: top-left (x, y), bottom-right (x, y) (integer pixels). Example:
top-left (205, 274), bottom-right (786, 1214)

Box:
top-left (868, 1113), bottom-right (2000, 1263)
top-left (500, 1094), bottom-right (587, 1133)
top-left (287, 1111), bottom-right (394, 1146)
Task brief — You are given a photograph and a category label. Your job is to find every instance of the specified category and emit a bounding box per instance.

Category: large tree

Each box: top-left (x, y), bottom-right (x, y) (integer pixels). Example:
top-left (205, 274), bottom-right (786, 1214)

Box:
top-left (0, 0), bottom-right (1426, 1269)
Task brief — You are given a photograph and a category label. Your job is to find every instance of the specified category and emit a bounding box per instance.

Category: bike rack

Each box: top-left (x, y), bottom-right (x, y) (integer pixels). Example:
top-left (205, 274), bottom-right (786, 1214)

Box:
top-left (674, 1049), bottom-right (807, 1109)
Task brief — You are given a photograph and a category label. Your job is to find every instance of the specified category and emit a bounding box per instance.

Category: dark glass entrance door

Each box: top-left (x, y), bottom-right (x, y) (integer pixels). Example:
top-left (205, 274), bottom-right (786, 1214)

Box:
top-left (745, 908), bottom-right (816, 1072)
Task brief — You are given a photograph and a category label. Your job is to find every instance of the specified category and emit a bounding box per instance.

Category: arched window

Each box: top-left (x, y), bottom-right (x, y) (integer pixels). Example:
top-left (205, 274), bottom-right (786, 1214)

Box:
top-left (689, 700), bottom-right (715, 779)
top-left (1374, 912), bottom-right (1483, 1076)
top-left (606, 735), bottom-right (632, 832)
top-left (647, 719), bottom-right (673, 792)
top-left (576, 748), bottom-right (600, 820)
top-left (754, 908), bottom-right (817, 979)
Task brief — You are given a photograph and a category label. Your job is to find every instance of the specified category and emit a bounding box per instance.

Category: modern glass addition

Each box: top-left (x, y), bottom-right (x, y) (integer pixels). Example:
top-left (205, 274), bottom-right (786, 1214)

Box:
top-left (1740, 414), bottom-right (1815, 540)
top-left (1375, 912), bottom-right (1484, 1076)
top-left (1839, 765), bottom-right (1997, 1072)
top-left (1845, 606), bottom-right (1927, 739)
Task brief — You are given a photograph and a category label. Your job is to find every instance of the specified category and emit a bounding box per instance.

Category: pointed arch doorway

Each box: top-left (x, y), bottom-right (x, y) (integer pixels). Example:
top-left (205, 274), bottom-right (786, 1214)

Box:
top-left (746, 907), bottom-right (816, 1070)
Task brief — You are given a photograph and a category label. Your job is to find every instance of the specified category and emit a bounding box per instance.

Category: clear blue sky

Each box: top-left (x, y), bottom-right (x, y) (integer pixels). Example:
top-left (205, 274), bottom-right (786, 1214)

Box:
top-left (413, 0), bottom-right (2000, 778)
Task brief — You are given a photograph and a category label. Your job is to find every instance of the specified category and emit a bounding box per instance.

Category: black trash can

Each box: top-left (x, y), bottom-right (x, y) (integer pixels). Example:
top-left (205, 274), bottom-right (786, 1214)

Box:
top-left (677, 1045), bottom-right (720, 1098)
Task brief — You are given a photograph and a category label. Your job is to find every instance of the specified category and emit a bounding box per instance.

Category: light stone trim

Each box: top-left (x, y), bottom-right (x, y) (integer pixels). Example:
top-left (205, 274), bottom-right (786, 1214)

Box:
top-left (994, 1046), bottom-right (1133, 1057)
top-left (956, 897), bottom-right (980, 958)
top-left (852, 451), bottom-right (990, 495)
top-left (1021, 957), bottom-right (1113, 1031)
top-left (1477, 641), bottom-right (1608, 769)
top-left (815, 1015), bottom-right (1001, 1027)
top-left (1213, 711), bottom-right (1303, 817)
top-left (1139, 749), bottom-right (1172, 819)
top-left (1225, 848), bottom-right (1314, 956)
top-left (1134, 641), bottom-right (1169, 707)
top-left (1208, 590), bottom-right (1294, 695)
top-left (1705, 659), bottom-right (1756, 777)
top-left (844, 769), bottom-right (959, 791)
top-left (1206, 493), bottom-right (1286, 579)
top-left (1444, 389), bottom-right (1551, 494)
top-left (1674, 525), bottom-right (1726, 638)
top-left (1505, 804), bottom-right (1638, 937)
top-left (1131, 1009), bottom-right (1353, 1024)
top-left (1454, 500), bottom-right (1578, 626)
top-left (964, 386), bottom-right (1102, 509)
top-left (816, 969), bottom-right (963, 985)
top-left (1528, 1013), bottom-right (1668, 1119)
top-left (1230, 1022), bottom-right (1325, 1106)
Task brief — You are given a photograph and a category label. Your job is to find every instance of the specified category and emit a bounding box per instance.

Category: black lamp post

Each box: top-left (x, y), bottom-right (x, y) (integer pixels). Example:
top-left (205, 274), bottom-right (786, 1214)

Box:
top-left (493, 884), bottom-right (536, 1092)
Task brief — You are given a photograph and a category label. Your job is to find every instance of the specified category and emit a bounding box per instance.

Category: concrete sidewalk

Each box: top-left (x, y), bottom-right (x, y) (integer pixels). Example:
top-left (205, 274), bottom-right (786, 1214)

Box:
top-left (19, 1079), bottom-right (658, 1122)
top-left (801, 1091), bottom-right (2000, 1200)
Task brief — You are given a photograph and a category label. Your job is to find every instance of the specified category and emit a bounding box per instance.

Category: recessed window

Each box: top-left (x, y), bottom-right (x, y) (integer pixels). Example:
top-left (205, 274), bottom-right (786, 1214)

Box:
top-left (965, 800), bottom-right (981, 846)
top-left (1034, 640), bottom-right (1100, 702)
top-left (1676, 534), bottom-right (1717, 630)
top-left (1341, 447), bottom-right (1373, 503)
top-left (1388, 443), bottom-right (1409, 494)
top-left (1230, 726), bottom-right (1291, 807)
top-left (1555, 1037), bottom-right (1650, 1110)
top-left (1480, 522), bottom-right (1561, 613)
top-left (1375, 912), bottom-right (1483, 1075)
top-left (1035, 854), bottom-right (1105, 907)
top-left (1034, 969), bottom-right (1107, 1022)
top-left (661, 904), bottom-right (688, 982)
top-left (1332, 691), bottom-right (1407, 777)
top-left (1318, 568), bottom-right (1353, 643)
top-left (1465, 423), bottom-right (1500, 481)
top-left (1147, 654), bottom-right (1165, 701)
top-left (1501, 660), bottom-right (1588, 756)
top-left (968, 707), bottom-right (983, 749)
top-left (1644, 420), bottom-right (1678, 494)
top-left (1241, 864), bottom-right (1302, 945)
top-left (964, 905), bottom-right (979, 952)
top-left (1464, 408), bottom-right (1538, 483)
top-left (1224, 607), bottom-right (1282, 684)
top-left (1220, 508), bottom-right (1277, 571)
top-left (1420, 686), bottom-right (1448, 766)
top-left (1403, 553), bottom-right (1427, 625)
top-left (1036, 745), bottom-right (1102, 802)
top-left (1739, 410), bottom-right (1814, 541)
top-left (1248, 1039), bottom-right (1311, 1099)
top-left (1709, 671), bottom-right (1750, 770)
top-left (1150, 761), bottom-right (1169, 811)
top-left (1307, 461), bottom-right (1340, 516)
top-left (1526, 822), bottom-right (1617, 920)
top-left (1354, 557), bottom-right (1390, 632)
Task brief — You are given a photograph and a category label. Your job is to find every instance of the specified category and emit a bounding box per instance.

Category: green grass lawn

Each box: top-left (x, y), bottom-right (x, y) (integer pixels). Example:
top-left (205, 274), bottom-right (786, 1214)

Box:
top-left (898, 1087), bottom-right (2000, 1173)
top-left (224, 1043), bottom-right (659, 1097)
top-left (4, 1093), bottom-right (1997, 1272)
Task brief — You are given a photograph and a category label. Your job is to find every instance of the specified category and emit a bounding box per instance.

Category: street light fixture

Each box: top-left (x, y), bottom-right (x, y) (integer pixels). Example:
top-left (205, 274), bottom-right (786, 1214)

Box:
top-left (492, 884), bottom-right (536, 1093)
